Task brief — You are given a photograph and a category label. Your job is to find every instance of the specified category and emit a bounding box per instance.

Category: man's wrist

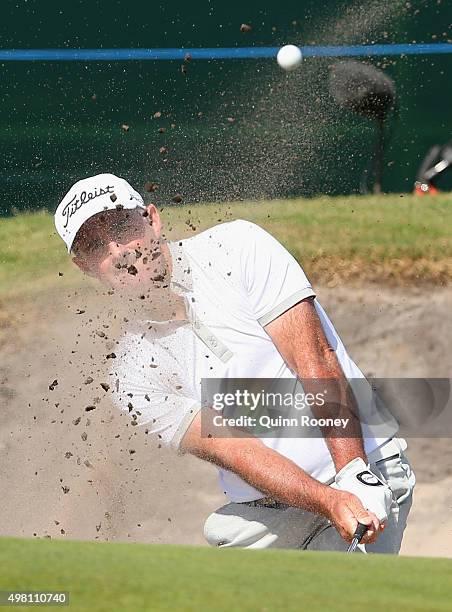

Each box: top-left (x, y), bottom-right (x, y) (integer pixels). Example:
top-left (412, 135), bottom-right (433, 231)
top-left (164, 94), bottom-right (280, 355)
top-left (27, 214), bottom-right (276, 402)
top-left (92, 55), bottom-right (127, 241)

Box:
top-left (333, 451), bottom-right (368, 472)
top-left (328, 438), bottom-right (368, 472)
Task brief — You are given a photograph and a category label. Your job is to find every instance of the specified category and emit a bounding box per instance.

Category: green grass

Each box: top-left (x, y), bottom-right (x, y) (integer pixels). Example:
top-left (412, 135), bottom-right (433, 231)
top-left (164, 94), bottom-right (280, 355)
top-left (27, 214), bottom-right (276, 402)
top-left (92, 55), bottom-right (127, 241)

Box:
top-left (0, 210), bottom-right (81, 296)
top-left (1, 193), bottom-right (451, 296)
top-left (0, 537), bottom-right (451, 612)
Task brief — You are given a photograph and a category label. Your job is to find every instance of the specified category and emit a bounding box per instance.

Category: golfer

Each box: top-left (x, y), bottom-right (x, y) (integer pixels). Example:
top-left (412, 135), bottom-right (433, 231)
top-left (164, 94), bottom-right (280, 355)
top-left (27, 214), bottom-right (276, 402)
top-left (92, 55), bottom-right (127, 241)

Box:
top-left (54, 173), bottom-right (415, 553)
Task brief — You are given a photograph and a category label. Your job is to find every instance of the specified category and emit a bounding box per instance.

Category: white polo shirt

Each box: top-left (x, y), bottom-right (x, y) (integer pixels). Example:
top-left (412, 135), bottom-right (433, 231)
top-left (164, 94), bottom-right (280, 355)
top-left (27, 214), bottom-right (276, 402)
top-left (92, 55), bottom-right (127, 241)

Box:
top-left (113, 220), bottom-right (397, 502)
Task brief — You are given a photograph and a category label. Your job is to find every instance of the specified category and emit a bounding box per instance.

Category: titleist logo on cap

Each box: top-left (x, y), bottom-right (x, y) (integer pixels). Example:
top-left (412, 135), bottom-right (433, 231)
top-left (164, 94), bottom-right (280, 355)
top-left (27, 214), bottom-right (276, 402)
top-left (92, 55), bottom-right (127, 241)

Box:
top-left (55, 173), bottom-right (145, 253)
top-left (62, 184), bottom-right (115, 228)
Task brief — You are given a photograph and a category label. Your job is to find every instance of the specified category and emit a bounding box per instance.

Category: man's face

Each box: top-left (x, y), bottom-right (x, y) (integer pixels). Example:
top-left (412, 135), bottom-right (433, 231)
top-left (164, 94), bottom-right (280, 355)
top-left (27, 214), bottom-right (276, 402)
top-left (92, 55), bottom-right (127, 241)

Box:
top-left (71, 207), bottom-right (168, 294)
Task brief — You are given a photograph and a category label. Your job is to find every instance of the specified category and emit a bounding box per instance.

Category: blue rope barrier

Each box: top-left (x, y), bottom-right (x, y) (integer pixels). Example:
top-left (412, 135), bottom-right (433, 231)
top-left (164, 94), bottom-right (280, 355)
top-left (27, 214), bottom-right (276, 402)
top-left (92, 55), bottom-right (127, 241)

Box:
top-left (0, 43), bottom-right (451, 61)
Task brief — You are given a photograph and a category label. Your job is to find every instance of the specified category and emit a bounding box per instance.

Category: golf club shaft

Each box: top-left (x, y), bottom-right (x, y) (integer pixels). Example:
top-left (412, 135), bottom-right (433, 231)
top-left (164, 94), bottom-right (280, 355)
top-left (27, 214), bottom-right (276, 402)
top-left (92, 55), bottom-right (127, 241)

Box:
top-left (347, 522), bottom-right (368, 553)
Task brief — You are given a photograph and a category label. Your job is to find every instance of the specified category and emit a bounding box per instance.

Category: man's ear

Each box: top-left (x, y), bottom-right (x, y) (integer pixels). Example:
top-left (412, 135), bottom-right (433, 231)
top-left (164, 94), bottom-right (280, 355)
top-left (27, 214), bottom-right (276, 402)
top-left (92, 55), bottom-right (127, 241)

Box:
top-left (145, 204), bottom-right (163, 238)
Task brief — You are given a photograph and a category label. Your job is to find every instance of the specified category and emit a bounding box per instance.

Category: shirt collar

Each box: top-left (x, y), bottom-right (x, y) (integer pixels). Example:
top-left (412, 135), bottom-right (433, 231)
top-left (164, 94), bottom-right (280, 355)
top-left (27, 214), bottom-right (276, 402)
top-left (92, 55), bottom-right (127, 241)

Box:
top-left (167, 240), bottom-right (193, 293)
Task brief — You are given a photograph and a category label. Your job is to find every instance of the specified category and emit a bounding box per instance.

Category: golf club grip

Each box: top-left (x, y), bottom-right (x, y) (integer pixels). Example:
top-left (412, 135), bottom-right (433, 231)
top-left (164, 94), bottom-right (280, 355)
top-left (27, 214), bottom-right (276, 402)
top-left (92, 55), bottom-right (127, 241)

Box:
top-left (354, 522), bottom-right (368, 542)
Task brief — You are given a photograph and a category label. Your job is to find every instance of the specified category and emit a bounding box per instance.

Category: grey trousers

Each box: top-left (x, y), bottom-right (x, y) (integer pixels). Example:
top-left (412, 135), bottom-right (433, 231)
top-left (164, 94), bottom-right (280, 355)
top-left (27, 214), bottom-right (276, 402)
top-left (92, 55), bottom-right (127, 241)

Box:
top-left (204, 448), bottom-right (415, 554)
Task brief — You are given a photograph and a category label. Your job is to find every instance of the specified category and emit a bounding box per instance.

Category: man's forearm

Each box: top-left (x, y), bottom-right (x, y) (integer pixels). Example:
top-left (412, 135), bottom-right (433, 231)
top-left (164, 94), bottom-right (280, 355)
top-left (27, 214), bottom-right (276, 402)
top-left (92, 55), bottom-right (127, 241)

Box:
top-left (264, 298), bottom-right (368, 472)
top-left (183, 424), bottom-right (333, 516)
top-left (297, 353), bottom-right (367, 472)
top-left (181, 412), bottom-right (383, 545)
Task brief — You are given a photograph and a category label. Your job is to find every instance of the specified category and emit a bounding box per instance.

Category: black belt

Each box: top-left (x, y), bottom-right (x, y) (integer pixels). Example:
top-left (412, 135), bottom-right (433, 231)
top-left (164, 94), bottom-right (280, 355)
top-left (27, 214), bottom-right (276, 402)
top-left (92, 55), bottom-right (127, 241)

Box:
top-left (241, 497), bottom-right (289, 510)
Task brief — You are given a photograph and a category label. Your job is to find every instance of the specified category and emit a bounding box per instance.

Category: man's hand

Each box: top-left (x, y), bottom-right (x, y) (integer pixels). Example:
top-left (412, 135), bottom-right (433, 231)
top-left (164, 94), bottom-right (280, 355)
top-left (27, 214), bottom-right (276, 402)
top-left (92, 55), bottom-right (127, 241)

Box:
top-left (322, 487), bottom-right (384, 544)
top-left (333, 457), bottom-right (393, 523)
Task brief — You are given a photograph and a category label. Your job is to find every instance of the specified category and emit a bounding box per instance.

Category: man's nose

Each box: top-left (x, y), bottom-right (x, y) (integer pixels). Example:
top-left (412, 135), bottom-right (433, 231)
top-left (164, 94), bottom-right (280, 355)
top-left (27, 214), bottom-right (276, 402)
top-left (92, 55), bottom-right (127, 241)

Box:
top-left (107, 241), bottom-right (123, 258)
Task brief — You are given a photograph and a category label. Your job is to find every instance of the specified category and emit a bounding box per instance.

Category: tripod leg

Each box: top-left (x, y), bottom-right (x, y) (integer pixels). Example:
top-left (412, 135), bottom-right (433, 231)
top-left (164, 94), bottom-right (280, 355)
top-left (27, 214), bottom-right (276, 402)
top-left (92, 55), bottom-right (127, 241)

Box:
top-left (373, 118), bottom-right (385, 194)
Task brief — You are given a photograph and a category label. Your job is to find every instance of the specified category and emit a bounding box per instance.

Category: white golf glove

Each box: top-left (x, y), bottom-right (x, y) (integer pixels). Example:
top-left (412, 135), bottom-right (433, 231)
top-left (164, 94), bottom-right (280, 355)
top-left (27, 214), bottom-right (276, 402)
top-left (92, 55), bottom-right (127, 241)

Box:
top-left (333, 457), bottom-right (393, 523)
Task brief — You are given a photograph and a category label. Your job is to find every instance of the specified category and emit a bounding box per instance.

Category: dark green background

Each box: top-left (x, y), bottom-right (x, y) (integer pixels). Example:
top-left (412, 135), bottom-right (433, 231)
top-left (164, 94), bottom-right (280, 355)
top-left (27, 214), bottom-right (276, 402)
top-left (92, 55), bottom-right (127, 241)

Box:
top-left (1, 0), bottom-right (451, 214)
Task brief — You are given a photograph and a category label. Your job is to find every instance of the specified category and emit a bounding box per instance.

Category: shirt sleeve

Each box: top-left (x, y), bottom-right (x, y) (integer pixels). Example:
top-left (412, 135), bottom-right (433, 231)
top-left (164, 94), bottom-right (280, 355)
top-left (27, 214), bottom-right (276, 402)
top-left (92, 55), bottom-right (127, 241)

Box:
top-left (113, 387), bottom-right (201, 452)
top-left (237, 220), bottom-right (316, 326)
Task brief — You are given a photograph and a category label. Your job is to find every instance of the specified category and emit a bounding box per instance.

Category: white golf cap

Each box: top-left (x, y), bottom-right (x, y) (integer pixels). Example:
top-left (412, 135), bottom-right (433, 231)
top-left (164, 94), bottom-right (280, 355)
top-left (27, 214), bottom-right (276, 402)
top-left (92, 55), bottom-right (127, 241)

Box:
top-left (54, 173), bottom-right (146, 252)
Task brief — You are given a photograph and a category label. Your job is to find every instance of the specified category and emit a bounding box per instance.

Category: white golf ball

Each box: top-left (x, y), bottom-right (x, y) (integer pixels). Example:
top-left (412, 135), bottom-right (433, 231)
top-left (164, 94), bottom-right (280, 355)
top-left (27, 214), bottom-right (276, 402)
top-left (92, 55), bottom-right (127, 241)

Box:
top-left (276, 45), bottom-right (303, 71)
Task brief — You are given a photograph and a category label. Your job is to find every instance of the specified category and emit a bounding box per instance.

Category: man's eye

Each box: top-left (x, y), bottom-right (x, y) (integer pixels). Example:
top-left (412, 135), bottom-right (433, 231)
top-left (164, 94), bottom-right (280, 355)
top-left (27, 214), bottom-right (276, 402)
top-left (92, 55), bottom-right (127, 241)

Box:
top-left (115, 224), bottom-right (138, 243)
top-left (86, 238), bottom-right (103, 252)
